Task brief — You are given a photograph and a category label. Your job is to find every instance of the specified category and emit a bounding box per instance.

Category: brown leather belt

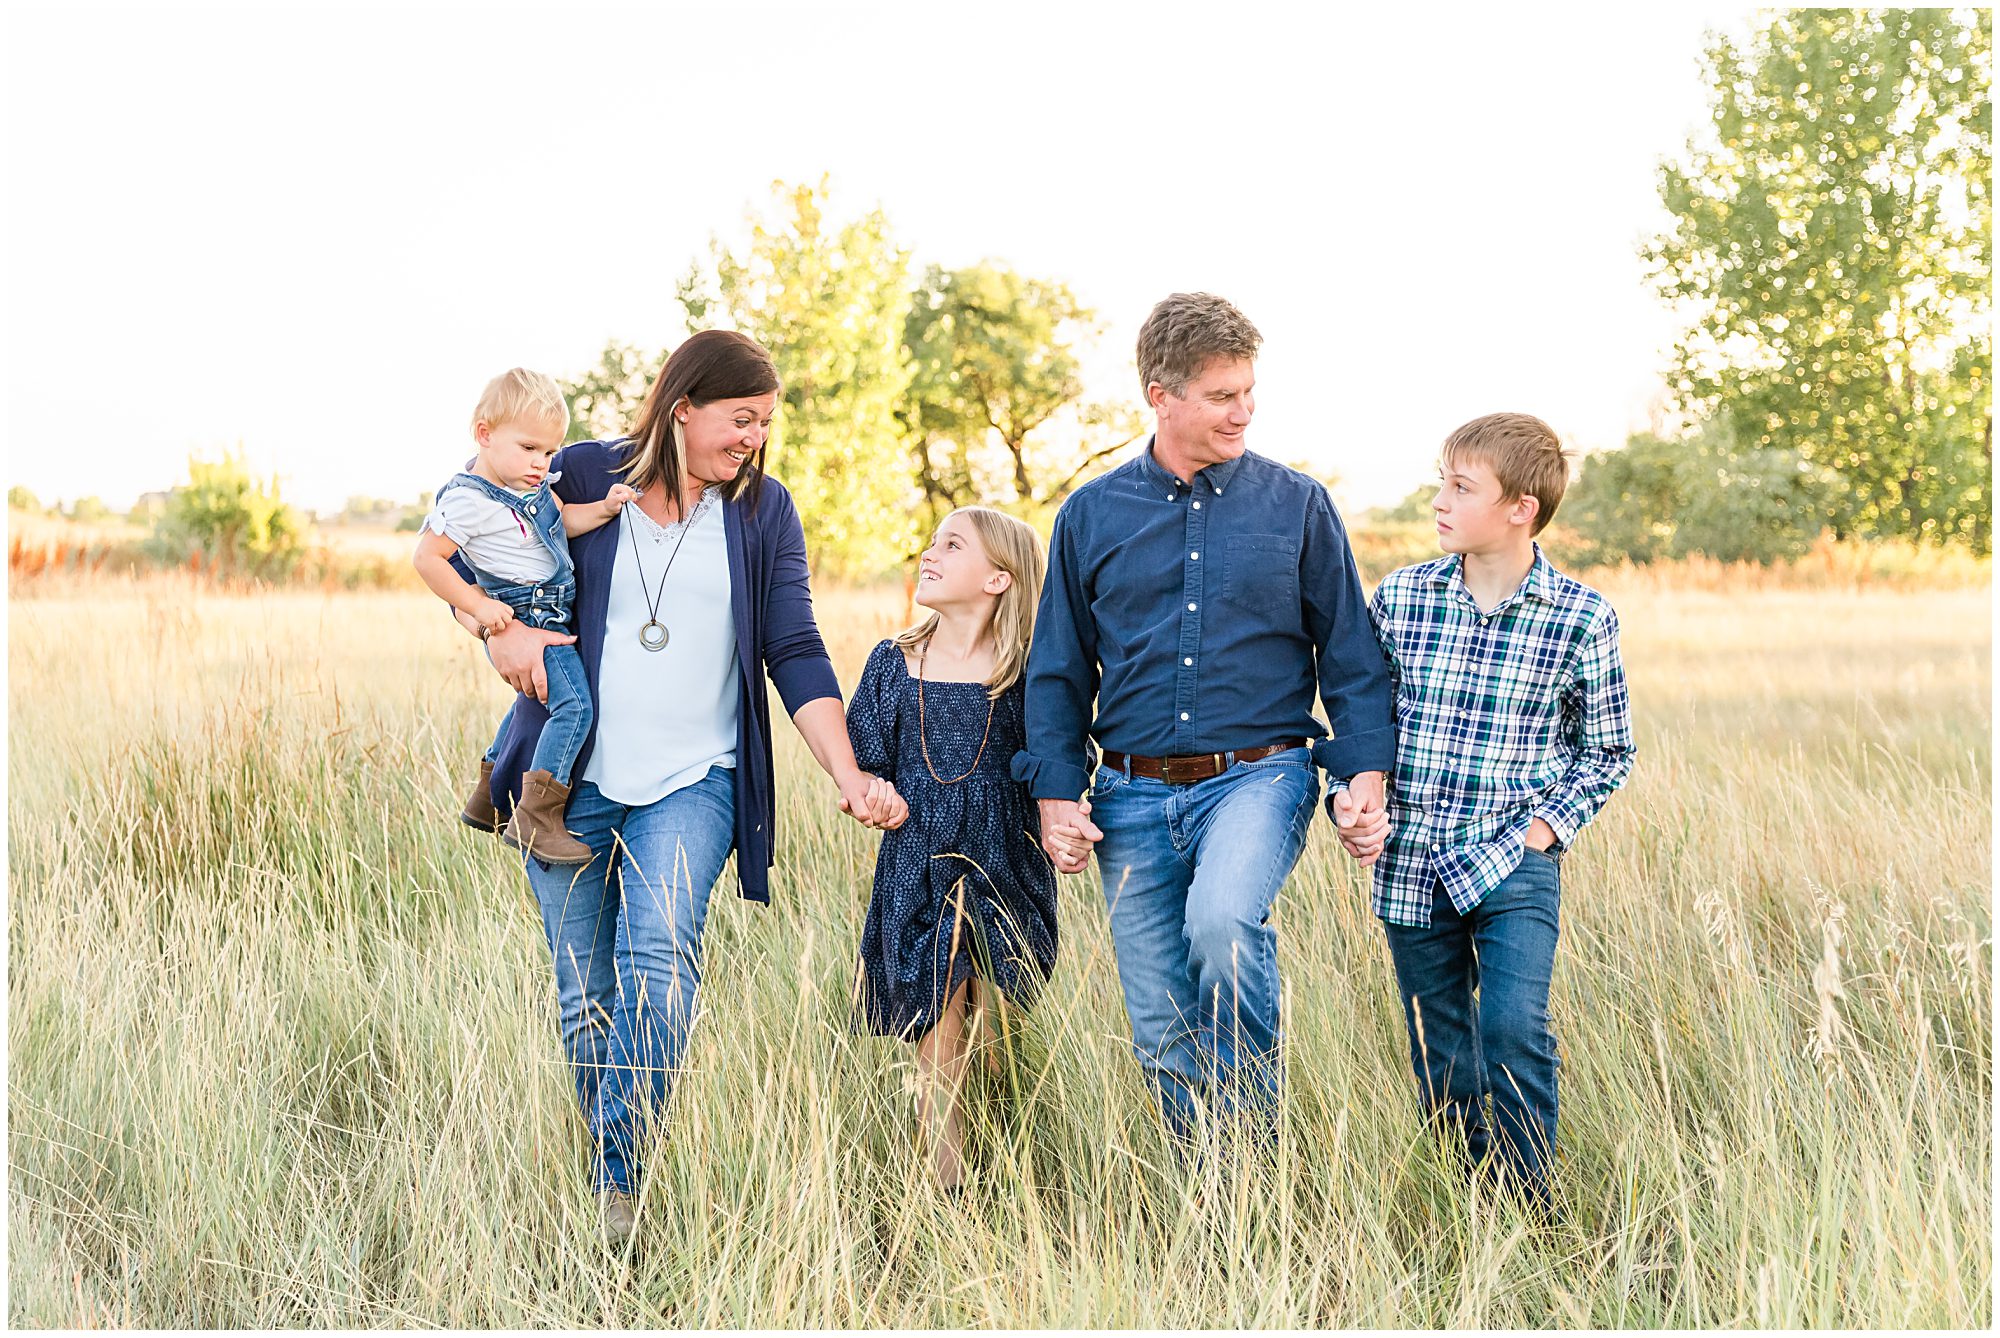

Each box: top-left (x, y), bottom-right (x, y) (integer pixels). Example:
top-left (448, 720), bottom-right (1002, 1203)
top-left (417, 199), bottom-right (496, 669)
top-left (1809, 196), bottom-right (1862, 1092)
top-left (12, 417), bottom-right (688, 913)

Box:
top-left (1098, 739), bottom-right (1309, 786)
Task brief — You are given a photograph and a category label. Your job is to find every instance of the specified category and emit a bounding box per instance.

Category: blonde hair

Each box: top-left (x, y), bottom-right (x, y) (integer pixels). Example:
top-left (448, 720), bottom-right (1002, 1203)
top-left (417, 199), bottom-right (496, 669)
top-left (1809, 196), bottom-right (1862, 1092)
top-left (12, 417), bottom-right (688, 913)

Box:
top-left (471, 368), bottom-right (570, 438)
top-left (893, 507), bottom-right (1047, 699)
top-left (1440, 412), bottom-right (1574, 535)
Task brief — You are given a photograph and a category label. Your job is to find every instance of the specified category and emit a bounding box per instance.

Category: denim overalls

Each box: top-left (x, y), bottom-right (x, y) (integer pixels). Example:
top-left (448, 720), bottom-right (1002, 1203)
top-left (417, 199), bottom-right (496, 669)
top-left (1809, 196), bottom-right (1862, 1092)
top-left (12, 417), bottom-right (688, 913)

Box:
top-left (440, 471), bottom-right (578, 632)
top-left (441, 471), bottom-right (592, 786)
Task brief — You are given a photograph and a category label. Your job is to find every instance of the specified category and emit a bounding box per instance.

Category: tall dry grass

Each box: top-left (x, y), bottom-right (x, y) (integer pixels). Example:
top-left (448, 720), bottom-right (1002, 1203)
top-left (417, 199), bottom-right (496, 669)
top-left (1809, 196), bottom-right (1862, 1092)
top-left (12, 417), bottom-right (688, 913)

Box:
top-left (6, 573), bottom-right (1990, 1327)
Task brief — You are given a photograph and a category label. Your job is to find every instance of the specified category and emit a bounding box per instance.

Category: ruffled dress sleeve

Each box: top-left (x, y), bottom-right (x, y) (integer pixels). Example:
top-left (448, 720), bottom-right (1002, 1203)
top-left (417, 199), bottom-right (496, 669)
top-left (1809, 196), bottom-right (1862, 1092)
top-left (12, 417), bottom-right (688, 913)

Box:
top-left (846, 640), bottom-right (902, 781)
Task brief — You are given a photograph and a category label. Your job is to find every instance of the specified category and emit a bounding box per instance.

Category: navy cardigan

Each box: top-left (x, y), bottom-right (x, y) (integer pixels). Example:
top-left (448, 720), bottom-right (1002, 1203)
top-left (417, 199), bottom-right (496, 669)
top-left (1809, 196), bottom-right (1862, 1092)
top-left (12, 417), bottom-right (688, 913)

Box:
top-left (474, 439), bottom-right (843, 904)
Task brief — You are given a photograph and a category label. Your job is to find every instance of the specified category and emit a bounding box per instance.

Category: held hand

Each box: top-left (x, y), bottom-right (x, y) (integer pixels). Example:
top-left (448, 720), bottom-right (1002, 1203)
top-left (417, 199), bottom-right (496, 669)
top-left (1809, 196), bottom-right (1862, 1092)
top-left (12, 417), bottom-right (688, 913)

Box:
top-left (836, 771), bottom-right (884, 829)
top-left (868, 776), bottom-right (909, 830)
top-left (604, 484), bottom-right (640, 511)
top-left (485, 621), bottom-right (576, 703)
top-left (1038, 797), bottom-right (1102, 875)
top-left (1525, 817), bottom-right (1558, 853)
top-left (1332, 787), bottom-right (1390, 868)
top-left (475, 597), bottom-right (517, 637)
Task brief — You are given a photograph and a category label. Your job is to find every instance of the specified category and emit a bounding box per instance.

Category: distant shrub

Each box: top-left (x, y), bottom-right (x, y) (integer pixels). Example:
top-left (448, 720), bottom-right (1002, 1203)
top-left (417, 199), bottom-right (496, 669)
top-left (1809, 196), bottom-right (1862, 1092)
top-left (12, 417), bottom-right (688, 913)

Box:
top-left (1562, 425), bottom-right (1838, 566)
top-left (149, 452), bottom-right (306, 577)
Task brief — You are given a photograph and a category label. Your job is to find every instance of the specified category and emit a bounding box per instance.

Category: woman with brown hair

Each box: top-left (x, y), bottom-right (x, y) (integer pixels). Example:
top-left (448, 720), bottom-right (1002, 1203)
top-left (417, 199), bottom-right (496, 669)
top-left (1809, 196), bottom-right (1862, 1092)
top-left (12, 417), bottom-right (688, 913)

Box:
top-left (458, 329), bottom-right (906, 1245)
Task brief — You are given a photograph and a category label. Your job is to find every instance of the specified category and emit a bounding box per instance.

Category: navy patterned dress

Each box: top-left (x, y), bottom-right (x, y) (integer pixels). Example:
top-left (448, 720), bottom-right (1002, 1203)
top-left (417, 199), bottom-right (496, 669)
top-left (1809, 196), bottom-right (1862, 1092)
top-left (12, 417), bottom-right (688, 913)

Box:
top-left (846, 639), bottom-right (1059, 1040)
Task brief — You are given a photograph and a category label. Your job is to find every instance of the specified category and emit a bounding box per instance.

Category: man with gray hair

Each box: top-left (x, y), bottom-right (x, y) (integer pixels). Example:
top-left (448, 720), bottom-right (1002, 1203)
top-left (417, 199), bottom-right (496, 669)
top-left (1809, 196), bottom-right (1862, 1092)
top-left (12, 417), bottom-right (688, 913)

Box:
top-left (1014, 292), bottom-right (1394, 1146)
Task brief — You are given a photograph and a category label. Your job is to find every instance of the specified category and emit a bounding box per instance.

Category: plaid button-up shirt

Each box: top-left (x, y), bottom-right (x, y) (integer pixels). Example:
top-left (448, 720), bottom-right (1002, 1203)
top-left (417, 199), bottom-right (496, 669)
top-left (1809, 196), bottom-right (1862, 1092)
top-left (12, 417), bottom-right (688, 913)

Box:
top-left (1339, 546), bottom-right (1636, 927)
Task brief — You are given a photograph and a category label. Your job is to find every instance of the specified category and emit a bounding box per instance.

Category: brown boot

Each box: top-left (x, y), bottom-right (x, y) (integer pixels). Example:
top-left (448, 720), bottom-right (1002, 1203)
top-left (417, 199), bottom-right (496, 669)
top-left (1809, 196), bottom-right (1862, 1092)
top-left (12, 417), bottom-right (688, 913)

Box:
top-left (502, 769), bottom-right (593, 864)
top-left (460, 759), bottom-right (499, 832)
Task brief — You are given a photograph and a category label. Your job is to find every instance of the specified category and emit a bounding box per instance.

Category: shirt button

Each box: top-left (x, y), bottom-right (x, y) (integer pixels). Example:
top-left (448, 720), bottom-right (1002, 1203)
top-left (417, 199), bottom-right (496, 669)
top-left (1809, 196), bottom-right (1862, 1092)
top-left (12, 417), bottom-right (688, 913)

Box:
top-left (1190, 551), bottom-right (1200, 560)
top-left (1192, 501), bottom-right (1202, 510)
top-left (1180, 712), bottom-right (1189, 721)
top-left (1184, 657), bottom-right (1193, 666)
top-left (1188, 602), bottom-right (1197, 612)
top-left (1459, 710), bottom-right (1471, 719)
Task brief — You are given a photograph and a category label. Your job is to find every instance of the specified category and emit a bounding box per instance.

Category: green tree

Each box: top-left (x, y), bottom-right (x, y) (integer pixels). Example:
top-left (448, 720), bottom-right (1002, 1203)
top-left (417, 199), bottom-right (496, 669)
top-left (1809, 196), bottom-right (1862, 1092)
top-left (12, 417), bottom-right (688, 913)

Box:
top-left (901, 262), bottom-right (1105, 527)
top-left (680, 178), bottom-right (918, 577)
top-left (66, 496), bottom-right (113, 523)
top-left (149, 450), bottom-right (306, 575)
top-left (1645, 8), bottom-right (1991, 548)
top-left (1561, 427), bottom-right (1838, 566)
top-left (562, 339), bottom-right (664, 445)
top-left (8, 485), bottom-right (41, 513)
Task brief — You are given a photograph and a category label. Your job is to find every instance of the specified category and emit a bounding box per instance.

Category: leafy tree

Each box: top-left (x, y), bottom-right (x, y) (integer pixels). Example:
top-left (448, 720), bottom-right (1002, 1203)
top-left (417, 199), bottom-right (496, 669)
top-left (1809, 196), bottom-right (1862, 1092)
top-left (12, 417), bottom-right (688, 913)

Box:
top-left (680, 177), bottom-right (919, 577)
top-left (1561, 427), bottom-right (1837, 566)
top-left (1645, 8), bottom-right (1991, 548)
top-left (66, 496), bottom-right (113, 523)
top-left (8, 485), bottom-right (41, 513)
top-left (562, 339), bottom-right (664, 445)
top-left (902, 262), bottom-right (1104, 526)
top-left (149, 450), bottom-right (306, 575)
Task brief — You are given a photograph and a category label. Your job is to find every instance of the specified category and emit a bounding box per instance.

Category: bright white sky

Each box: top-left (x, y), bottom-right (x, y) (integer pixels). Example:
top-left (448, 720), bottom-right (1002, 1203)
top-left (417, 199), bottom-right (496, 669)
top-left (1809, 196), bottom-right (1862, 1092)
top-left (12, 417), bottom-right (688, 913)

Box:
top-left (5, 1), bottom-right (1754, 517)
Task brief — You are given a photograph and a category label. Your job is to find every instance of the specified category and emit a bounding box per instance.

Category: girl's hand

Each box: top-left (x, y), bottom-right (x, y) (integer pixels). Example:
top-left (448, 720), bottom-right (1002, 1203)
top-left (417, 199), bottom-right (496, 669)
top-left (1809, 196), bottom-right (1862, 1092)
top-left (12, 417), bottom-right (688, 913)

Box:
top-left (837, 772), bottom-right (886, 829)
top-left (868, 776), bottom-right (908, 830)
top-left (604, 484), bottom-right (640, 511)
top-left (476, 598), bottom-right (517, 636)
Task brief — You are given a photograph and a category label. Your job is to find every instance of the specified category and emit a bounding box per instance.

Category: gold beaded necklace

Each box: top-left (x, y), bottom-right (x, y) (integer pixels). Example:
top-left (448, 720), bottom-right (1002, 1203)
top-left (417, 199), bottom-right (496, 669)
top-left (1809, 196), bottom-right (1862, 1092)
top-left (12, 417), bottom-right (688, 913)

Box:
top-left (916, 637), bottom-right (996, 785)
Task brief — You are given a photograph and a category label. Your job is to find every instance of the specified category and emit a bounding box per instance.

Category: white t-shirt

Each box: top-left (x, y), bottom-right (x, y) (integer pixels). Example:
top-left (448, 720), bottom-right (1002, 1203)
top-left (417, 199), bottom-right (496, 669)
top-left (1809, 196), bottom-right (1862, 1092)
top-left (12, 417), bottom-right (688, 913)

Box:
top-left (583, 489), bottom-right (739, 805)
top-left (423, 481), bottom-right (558, 584)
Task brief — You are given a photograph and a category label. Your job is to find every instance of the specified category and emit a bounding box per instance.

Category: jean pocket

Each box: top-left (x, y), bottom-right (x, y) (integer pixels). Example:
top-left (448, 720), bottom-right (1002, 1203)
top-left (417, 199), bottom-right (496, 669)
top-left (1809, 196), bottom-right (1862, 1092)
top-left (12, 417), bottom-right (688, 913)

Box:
top-left (1240, 745), bottom-right (1311, 773)
top-left (1088, 765), bottom-right (1131, 799)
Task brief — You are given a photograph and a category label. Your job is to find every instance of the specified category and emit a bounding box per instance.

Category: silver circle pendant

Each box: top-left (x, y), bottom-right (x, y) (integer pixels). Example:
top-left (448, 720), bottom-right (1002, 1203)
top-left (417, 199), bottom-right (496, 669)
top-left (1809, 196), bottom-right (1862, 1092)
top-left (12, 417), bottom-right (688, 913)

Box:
top-left (638, 620), bottom-right (669, 651)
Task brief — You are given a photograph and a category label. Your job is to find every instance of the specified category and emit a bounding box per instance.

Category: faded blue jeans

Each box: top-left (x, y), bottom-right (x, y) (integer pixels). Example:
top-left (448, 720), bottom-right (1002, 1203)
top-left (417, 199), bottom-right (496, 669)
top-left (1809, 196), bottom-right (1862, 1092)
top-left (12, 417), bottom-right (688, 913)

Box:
top-left (520, 766), bottom-right (736, 1193)
top-left (1381, 852), bottom-right (1562, 1206)
top-left (482, 641), bottom-right (591, 786)
top-left (1088, 746), bottom-right (1322, 1142)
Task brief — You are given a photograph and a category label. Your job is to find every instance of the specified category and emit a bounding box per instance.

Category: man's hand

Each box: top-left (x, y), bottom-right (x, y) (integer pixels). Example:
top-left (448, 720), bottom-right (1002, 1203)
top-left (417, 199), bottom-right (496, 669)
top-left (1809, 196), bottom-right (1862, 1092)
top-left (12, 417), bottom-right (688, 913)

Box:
top-left (485, 620), bottom-right (576, 702)
top-left (1525, 817), bottom-right (1558, 852)
top-left (1038, 797), bottom-right (1102, 875)
top-left (1333, 769), bottom-right (1390, 867)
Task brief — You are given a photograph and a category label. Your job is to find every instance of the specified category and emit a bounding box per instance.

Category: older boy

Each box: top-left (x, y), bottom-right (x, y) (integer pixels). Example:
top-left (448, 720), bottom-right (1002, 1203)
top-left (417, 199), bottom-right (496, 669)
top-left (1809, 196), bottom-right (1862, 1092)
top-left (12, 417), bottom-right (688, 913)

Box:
top-left (1332, 412), bottom-right (1635, 1209)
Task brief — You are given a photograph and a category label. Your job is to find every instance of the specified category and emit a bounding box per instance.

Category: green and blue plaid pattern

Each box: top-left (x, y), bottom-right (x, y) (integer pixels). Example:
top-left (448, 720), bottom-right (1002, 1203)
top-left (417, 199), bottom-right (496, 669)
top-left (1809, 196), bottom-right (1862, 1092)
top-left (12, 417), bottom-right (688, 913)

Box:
top-left (1344, 545), bottom-right (1635, 927)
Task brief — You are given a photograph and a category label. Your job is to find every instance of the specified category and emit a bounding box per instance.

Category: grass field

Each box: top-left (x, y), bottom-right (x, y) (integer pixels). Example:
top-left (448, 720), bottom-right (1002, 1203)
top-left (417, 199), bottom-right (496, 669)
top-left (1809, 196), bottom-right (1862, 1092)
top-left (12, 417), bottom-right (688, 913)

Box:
top-left (7, 574), bottom-right (1991, 1327)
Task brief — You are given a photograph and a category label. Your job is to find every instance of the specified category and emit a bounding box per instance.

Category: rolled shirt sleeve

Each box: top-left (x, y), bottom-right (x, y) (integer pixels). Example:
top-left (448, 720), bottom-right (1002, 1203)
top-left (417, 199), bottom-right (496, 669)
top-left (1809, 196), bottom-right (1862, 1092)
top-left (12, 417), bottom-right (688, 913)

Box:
top-left (1014, 504), bottom-right (1100, 801)
top-left (1301, 487), bottom-right (1397, 780)
top-left (1531, 605), bottom-right (1635, 848)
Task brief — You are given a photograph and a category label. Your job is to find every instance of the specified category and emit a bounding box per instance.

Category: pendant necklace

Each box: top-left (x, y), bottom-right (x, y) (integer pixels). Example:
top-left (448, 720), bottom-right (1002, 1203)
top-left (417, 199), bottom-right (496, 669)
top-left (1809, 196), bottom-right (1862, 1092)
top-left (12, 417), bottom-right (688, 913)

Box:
top-left (627, 487), bottom-right (704, 651)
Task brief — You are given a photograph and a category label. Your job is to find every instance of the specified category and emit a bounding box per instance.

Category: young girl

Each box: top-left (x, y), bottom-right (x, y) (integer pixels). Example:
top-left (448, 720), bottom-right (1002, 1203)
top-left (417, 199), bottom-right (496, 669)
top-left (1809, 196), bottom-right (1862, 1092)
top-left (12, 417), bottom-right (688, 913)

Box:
top-left (845, 506), bottom-right (1057, 1195)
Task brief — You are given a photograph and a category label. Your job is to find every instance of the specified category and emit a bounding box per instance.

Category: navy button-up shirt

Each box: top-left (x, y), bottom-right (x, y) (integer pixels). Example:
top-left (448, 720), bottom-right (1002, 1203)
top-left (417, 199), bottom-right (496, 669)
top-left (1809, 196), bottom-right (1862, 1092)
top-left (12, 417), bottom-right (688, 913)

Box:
top-left (1013, 439), bottom-right (1396, 801)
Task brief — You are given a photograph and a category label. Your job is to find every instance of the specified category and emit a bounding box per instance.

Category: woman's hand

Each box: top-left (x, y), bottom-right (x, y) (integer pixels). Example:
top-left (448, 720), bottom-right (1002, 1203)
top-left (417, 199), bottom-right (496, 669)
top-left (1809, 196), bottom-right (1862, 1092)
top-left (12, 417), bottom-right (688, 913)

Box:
top-left (485, 619), bottom-right (577, 702)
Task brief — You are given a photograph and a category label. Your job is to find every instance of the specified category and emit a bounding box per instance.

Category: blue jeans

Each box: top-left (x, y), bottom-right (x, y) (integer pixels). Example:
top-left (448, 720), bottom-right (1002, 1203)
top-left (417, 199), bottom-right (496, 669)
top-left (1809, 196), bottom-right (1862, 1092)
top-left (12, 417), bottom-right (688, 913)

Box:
top-left (519, 767), bottom-right (736, 1193)
top-left (1088, 747), bottom-right (1322, 1141)
top-left (483, 642), bottom-right (591, 787)
top-left (1381, 853), bottom-right (1562, 1205)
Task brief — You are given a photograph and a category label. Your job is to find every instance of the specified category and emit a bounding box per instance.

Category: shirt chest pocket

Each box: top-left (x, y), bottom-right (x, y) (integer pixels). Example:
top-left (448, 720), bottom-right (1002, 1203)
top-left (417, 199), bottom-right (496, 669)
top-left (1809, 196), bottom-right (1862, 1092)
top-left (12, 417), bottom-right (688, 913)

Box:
top-left (1221, 534), bottom-right (1300, 616)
